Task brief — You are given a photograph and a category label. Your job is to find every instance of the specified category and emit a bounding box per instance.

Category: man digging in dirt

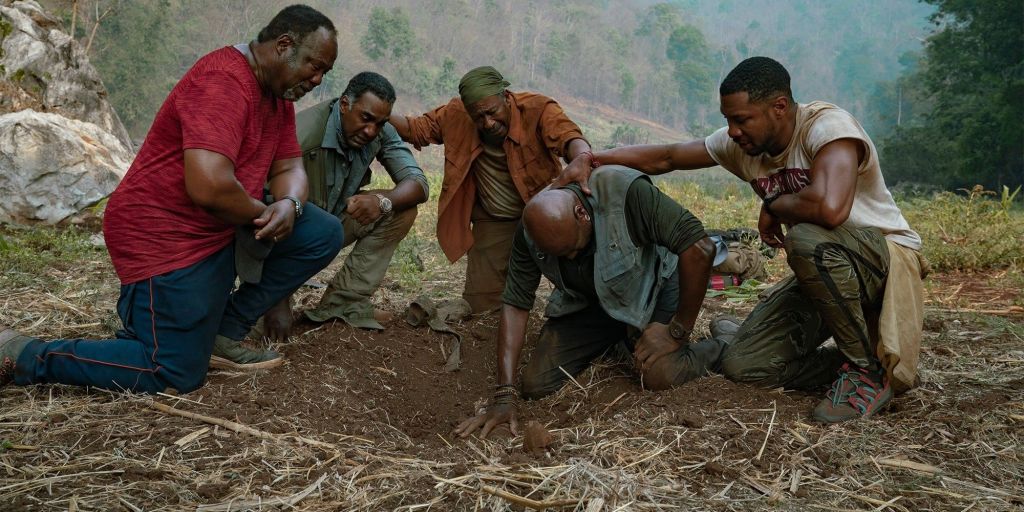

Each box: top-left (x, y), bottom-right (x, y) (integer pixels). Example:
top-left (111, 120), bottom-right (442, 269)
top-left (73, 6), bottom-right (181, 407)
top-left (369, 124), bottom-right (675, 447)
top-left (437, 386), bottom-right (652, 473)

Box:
top-left (0, 6), bottom-right (342, 391)
top-left (455, 166), bottom-right (727, 438)
top-left (255, 72), bottom-right (429, 341)
top-left (557, 57), bottom-right (927, 423)
top-left (389, 66), bottom-right (594, 313)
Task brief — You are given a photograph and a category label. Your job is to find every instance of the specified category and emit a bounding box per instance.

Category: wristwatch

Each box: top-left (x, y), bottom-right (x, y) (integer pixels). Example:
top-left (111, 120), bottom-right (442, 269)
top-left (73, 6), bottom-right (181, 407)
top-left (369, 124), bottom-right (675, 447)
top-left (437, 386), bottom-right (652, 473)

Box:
top-left (281, 195), bottom-right (303, 218)
top-left (374, 193), bottom-right (393, 214)
top-left (668, 315), bottom-right (692, 341)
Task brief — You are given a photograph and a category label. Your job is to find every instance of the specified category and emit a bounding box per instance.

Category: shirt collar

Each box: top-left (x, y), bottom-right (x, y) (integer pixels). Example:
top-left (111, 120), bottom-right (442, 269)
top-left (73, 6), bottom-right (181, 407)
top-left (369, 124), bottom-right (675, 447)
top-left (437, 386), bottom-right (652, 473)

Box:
top-left (504, 92), bottom-right (524, 145)
top-left (321, 100), bottom-right (359, 162)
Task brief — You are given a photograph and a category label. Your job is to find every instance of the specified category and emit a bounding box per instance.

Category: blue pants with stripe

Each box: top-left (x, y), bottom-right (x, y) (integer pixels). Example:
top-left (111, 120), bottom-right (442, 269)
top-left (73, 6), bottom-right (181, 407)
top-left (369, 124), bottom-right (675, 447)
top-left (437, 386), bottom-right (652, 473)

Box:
top-left (14, 204), bottom-right (342, 393)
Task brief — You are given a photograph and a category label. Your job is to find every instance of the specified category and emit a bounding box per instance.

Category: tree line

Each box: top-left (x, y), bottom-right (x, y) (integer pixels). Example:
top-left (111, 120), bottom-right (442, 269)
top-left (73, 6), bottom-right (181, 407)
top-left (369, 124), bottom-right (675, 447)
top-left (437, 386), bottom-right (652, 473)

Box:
top-left (35, 0), bottom-right (1021, 191)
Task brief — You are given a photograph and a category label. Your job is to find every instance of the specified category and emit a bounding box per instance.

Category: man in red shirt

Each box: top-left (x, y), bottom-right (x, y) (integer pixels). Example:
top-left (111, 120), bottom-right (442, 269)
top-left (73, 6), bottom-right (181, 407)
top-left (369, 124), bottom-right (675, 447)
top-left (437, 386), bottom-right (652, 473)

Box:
top-left (0, 5), bottom-right (342, 393)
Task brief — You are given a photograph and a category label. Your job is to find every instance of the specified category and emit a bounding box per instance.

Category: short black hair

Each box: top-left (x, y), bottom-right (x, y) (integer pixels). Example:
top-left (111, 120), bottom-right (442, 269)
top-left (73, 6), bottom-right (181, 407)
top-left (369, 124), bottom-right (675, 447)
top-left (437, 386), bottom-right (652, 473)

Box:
top-left (343, 72), bottom-right (397, 104)
top-left (720, 56), bottom-right (793, 103)
top-left (256, 4), bottom-right (336, 45)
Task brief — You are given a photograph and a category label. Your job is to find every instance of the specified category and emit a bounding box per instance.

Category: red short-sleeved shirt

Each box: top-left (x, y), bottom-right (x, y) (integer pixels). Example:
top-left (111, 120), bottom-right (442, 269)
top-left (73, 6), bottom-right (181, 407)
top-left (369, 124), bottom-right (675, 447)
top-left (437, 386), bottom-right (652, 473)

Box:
top-left (103, 47), bottom-right (301, 284)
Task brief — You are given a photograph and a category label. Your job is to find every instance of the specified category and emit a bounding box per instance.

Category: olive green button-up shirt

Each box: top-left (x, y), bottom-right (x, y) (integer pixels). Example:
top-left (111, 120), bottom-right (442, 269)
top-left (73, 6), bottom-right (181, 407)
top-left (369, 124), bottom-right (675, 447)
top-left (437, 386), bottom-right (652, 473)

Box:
top-left (297, 99), bottom-right (428, 217)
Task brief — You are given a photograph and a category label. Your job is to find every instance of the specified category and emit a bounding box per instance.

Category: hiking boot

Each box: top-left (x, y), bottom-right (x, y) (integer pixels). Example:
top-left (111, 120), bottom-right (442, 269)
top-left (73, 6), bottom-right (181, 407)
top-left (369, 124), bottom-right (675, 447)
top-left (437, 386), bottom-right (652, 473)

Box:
top-left (812, 363), bottom-right (892, 423)
top-left (709, 315), bottom-right (742, 345)
top-left (0, 325), bottom-right (32, 387)
top-left (209, 335), bottom-right (283, 370)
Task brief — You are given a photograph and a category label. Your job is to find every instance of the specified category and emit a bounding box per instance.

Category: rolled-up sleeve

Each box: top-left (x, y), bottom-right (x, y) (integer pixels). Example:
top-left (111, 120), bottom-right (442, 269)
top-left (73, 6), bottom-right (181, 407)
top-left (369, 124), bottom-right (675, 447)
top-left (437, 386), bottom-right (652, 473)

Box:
top-left (376, 123), bottom-right (429, 198)
top-left (624, 179), bottom-right (707, 254)
top-left (538, 99), bottom-right (586, 158)
top-left (501, 225), bottom-right (543, 311)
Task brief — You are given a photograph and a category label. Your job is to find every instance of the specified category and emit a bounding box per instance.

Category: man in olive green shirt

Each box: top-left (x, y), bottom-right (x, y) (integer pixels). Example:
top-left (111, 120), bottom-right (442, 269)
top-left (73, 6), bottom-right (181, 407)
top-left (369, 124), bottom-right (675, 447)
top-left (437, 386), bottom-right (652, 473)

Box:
top-left (258, 72), bottom-right (429, 342)
top-left (455, 166), bottom-right (726, 438)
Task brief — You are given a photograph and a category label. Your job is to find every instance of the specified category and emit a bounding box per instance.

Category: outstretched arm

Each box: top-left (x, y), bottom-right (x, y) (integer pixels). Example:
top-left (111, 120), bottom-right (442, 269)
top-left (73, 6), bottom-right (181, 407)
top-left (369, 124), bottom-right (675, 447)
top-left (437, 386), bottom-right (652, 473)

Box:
top-left (453, 304), bottom-right (529, 438)
top-left (598, 140), bottom-right (718, 174)
top-left (554, 139), bottom-right (718, 192)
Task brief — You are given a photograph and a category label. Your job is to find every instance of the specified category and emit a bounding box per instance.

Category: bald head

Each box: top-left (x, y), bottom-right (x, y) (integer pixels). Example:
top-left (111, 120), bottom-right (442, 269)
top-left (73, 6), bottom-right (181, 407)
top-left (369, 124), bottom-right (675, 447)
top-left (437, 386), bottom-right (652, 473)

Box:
top-left (523, 189), bottom-right (592, 258)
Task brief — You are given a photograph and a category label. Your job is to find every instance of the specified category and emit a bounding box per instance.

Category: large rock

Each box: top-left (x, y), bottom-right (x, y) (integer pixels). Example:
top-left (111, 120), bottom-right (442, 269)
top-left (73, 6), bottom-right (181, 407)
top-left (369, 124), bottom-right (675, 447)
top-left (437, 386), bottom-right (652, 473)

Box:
top-left (0, 0), bottom-right (131, 147)
top-left (0, 110), bottom-right (132, 224)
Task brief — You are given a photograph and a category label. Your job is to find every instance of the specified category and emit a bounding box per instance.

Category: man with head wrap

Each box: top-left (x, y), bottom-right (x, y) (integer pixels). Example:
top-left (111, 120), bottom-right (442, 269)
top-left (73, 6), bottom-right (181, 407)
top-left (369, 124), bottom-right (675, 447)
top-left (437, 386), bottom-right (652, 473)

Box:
top-left (390, 66), bottom-right (594, 313)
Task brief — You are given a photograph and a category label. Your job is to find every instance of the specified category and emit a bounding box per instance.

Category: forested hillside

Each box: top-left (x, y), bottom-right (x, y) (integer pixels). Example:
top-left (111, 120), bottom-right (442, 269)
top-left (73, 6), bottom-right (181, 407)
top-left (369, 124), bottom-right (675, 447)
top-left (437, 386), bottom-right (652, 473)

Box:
top-left (35, 0), bottom-right (1021, 189)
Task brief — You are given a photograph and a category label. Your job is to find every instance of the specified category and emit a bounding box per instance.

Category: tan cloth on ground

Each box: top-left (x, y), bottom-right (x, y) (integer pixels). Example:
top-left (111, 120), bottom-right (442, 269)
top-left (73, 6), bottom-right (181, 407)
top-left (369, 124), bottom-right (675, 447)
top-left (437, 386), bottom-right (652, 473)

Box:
top-left (872, 240), bottom-right (931, 394)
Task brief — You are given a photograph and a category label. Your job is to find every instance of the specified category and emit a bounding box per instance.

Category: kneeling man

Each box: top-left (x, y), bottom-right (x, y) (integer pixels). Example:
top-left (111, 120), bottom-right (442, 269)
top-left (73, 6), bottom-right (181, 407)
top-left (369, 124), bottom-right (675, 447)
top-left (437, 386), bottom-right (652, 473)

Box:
top-left (258, 72), bottom-right (429, 340)
top-left (455, 166), bottom-right (726, 437)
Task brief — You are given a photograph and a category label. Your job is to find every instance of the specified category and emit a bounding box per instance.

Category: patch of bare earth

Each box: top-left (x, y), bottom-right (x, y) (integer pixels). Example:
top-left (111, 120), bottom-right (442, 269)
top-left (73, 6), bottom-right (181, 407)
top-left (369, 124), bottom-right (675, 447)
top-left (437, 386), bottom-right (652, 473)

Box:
top-left (1, 264), bottom-right (1023, 510)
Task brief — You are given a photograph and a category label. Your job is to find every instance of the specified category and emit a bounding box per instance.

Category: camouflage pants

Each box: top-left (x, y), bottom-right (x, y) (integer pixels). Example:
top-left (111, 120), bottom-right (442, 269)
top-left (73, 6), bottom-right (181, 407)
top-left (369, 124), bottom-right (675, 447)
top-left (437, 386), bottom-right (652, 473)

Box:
top-left (721, 223), bottom-right (890, 390)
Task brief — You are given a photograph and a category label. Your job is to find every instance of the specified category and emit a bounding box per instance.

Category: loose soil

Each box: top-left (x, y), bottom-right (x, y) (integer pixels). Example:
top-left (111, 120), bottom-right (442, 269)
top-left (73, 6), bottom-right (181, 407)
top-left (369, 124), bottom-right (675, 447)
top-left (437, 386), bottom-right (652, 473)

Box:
top-left (2, 279), bottom-right (1023, 511)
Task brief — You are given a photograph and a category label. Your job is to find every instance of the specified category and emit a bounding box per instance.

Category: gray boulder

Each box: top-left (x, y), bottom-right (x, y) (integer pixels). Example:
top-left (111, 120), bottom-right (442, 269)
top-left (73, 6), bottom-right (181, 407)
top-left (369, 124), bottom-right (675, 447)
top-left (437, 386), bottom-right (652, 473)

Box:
top-left (0, 0), bottom-right (131, 148)
top-left (0, 110), bottom-right (132, 224)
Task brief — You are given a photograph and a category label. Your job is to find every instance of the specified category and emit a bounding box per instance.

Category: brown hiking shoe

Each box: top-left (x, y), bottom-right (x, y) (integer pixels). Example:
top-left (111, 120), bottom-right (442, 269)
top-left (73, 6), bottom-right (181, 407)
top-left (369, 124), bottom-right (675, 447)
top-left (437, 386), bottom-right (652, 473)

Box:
top-left (0, 325), bottom-right (32, 387)
top-left (812, 363), bottom-right (893, 423)
top-left (209, 335), bottom-right (283, 371)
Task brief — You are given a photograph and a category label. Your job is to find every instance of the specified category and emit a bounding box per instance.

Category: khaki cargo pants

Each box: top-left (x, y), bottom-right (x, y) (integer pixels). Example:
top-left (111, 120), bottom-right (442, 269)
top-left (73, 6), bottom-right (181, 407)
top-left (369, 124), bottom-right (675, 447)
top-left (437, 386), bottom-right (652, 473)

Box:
top-left (305, 206), bottom-right (418, 328)
top-left (721, 223), bottom-right (891, 389)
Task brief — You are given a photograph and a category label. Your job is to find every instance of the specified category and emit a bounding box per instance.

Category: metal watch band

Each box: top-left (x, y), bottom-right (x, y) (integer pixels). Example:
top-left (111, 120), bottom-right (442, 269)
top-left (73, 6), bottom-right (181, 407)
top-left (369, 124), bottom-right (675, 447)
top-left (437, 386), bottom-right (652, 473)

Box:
top-left (374, 193), bottom-right (393, 214)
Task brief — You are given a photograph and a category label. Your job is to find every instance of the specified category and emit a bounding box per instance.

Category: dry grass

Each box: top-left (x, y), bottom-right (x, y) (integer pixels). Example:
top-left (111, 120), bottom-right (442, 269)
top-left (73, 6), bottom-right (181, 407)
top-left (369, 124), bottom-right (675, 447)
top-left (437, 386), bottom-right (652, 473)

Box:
top-left (2, 186), bottom-right (1024, 511)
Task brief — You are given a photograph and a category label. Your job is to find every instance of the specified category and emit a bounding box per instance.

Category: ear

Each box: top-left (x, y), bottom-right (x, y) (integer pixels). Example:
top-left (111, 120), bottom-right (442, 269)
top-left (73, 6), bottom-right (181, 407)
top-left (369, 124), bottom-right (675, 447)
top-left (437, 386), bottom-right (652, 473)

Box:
top-left (574, 203), bottom-right (590, 222)
top-left (339, 94), bottom-right (351, 113)
top-left (275, 33), bottom-right (296, 56)
top-left (770, 96), bottom-right (790, 118)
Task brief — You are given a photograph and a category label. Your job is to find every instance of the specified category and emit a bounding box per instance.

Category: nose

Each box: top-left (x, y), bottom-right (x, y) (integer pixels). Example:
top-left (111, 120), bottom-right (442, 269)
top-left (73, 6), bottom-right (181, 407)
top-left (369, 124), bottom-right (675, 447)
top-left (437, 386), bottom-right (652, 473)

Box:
top-left (726, 121), bottom-right (742, 139)
top-left (364, 124), bottom-right (380, 139)
top-left (309, 72), bottom-right (324, 87)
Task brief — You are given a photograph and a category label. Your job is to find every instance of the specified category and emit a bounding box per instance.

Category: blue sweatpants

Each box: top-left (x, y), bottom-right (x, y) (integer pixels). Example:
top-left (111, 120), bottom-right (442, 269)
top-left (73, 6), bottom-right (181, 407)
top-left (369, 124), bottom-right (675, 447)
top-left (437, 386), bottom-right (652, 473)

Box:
top-left (14, 204), bottom-right (342, 394)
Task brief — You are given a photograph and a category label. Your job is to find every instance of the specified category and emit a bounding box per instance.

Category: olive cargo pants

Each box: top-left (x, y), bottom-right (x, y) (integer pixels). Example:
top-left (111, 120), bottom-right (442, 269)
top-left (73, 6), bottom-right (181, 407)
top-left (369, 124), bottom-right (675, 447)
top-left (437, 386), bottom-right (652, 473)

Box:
top-left (721, 223), bottom-right (891, 389)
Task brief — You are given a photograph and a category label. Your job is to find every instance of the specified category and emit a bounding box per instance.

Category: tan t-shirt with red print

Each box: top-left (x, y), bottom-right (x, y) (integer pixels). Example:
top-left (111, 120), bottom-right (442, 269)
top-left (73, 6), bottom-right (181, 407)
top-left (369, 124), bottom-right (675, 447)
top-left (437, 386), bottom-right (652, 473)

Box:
top-left (704, 101), bottom-right (921, 250)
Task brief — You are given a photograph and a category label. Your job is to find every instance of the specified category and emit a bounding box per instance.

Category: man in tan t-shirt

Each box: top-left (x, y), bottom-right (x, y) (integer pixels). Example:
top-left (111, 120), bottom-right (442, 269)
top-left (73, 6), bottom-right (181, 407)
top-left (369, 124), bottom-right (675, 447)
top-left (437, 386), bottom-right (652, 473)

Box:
top-left (555, 56), bottom-right (927, 424)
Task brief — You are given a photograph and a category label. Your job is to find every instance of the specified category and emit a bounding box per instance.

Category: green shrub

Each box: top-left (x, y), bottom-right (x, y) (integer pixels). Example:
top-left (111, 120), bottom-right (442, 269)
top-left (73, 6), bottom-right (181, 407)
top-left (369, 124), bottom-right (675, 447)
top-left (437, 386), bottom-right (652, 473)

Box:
top-left (904, 185), bottom-right (1024, 271)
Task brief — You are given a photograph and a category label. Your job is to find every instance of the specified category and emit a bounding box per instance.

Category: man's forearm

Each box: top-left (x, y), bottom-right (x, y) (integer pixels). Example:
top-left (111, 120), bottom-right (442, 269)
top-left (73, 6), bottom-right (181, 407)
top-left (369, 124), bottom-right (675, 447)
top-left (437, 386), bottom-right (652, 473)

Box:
top-left (201, 189), bottom-right (267, 225)
top-left (388, 114), bottom-right (412, 141)
top-left (564, 138), bottom-right (592, 163)
top-left (672, 237), bottom-right (714, 330)
top-left (595, 140), bottom-right (717, 175)
top-left (384, 177), bottom-right (428, 211)
top-left (497, 304), bottom-right (530, 386)
top-left (766, 188), bottom-right (849, 229)
top-left (268, 167), bottom-right (308, 205)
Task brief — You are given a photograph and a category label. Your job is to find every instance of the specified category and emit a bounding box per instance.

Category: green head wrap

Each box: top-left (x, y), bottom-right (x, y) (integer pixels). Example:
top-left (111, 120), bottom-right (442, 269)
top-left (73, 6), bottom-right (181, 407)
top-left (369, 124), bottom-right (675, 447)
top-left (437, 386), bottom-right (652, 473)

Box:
top-left (458, 66), bottom-right (510, 107)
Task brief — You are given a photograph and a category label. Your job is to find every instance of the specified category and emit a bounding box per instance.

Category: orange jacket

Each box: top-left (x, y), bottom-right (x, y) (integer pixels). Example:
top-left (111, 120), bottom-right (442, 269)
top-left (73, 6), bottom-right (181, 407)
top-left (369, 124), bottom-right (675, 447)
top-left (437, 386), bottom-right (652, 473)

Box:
top-left (402, 92), bottom-right (585, 262)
